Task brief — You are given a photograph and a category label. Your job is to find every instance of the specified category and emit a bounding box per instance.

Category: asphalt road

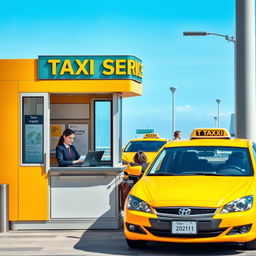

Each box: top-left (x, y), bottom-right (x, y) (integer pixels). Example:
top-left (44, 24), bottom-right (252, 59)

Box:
top-left (0, 229), bottom-right (256, 256)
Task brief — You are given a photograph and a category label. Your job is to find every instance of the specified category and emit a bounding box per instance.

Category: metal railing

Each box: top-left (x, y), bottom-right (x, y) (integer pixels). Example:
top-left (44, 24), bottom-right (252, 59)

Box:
top-left (0, 184), bottom-right (8, 232)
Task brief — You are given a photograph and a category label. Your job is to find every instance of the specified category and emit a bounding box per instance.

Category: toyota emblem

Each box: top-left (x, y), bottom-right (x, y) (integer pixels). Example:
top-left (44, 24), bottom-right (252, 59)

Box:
top-left (178, 208), bottom-right (192, 215)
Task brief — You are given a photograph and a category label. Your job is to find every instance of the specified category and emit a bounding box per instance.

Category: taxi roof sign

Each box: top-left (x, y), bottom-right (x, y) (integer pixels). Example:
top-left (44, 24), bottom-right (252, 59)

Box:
top-left (143, 133), bottom-right (160, 139)
top-left (190, 128), bottom-right (231, 139)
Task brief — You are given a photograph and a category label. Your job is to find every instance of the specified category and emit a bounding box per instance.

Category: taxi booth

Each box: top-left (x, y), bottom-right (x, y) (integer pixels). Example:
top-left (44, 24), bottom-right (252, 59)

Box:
top-left (0, 55), bottom-right (142, 229)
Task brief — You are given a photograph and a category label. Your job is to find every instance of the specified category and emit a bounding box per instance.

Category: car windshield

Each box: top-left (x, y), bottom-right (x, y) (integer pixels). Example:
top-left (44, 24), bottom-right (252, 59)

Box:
top-left (147, 146), bottom-right (253, 176)
top-left (124, 141), bottom-right (166, 152)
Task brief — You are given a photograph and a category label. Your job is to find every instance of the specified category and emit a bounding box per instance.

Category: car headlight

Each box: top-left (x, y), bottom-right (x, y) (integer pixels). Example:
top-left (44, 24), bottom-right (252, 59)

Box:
top-left (220, 196), bottom-right (253, 214)
top-left (127, 195), bottom-right (152, 213)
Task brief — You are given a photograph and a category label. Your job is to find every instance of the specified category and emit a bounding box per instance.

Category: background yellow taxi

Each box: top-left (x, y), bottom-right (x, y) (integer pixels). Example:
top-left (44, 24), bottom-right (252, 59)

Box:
top-left (122, 133), bottom-right (168, 164)
top-left (124, 128), bottom-right (256, 250)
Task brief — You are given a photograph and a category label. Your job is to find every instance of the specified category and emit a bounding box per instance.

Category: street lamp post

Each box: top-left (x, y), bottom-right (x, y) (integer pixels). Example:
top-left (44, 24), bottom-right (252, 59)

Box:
top-left (216, 99), bottom-right (221, 128)
top-left (170, 87), bottom-right (176, 137)
top-left (213, 116), bottom-right (218, 128)
top-left (183, 31), bottom-right (235, 43)
top-left (184, 4), bottom-right (256, 141)
top-left (236, 0), bottom-right (256, 140)
top-left (183, 31), bottom-right (232, 131)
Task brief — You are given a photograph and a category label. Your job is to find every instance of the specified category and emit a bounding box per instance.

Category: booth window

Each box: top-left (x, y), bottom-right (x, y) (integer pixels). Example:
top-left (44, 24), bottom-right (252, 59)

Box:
top-left (94, 101), bottom-right (112, 162)
top-left (22, 97), bottom-right (44, 164)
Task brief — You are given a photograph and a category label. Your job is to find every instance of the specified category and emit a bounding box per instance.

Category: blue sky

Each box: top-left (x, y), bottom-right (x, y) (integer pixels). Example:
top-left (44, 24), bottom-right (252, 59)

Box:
top-left (0, 0), bottom-right (235, 143)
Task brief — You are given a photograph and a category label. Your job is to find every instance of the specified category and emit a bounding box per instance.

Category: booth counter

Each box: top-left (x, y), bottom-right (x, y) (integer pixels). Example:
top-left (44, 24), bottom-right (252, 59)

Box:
top-left (0, 55), bottom-right (142, 229)
top-left (12, 166), bottom-right (124, 230)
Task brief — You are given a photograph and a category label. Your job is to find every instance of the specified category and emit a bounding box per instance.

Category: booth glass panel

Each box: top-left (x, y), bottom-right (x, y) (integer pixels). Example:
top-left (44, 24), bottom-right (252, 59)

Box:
top-left (22, 97), bottom-right (44, 164)
top-left (118, 96), bottom-right (122, 163)
top-left (94, 101), bottom-right (112, 161)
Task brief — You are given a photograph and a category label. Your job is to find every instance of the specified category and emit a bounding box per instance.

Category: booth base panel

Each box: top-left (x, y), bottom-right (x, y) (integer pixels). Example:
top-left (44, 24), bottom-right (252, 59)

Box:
top-left (10, 218), bottom-right (122, 230)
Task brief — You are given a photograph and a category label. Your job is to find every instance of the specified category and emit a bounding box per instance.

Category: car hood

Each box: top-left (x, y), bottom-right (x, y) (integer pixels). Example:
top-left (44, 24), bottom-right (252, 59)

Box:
top-left (131, 176), bottom-right (254, 208)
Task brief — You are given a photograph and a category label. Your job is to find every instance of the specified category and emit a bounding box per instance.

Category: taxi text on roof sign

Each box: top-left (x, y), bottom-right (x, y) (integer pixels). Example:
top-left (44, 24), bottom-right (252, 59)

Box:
top-left (38, 56), bottom-right (142, 83)
top-left (190, 128), bottom-right (231, 139)
top-left (143, 133), bottom-right (160, 138)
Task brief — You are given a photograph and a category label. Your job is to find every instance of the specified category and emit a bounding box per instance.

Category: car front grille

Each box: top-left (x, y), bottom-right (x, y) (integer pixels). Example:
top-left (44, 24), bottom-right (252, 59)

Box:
top-left (145, 227), bottom-right (227, 238)
top-left (154, 207), bottom-right (217, 217)
top-left (146, 218), bottom-right (224, 238)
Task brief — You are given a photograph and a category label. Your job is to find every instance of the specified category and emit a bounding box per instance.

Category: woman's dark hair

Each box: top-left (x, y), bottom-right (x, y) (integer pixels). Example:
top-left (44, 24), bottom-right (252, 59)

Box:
top-left (174, 130), bottom-right (181, 139)
top-left (133, 151), bottom-right (147, 165)
top-left (57, 128), bottom-right (75, 146)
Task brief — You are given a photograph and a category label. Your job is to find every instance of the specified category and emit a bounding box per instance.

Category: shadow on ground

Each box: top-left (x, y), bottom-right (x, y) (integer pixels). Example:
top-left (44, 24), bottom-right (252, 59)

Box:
top-left (71, 229), bottom-right (248, 256)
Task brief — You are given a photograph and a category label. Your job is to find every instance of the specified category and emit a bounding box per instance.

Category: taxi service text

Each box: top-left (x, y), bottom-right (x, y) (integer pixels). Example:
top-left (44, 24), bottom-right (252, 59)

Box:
top-left (38, 56), bottom-right (142, 82)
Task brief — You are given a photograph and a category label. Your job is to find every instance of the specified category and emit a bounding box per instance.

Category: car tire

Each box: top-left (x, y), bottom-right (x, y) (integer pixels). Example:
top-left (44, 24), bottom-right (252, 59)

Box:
top-left (245, 239), bottom-right (256, 250)
top-left (126, 238), bottom-right (148, 248)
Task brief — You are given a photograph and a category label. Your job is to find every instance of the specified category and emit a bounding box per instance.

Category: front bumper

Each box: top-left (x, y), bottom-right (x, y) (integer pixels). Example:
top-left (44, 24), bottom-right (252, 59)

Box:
top-left (124, 208), bottom-right (256, 243)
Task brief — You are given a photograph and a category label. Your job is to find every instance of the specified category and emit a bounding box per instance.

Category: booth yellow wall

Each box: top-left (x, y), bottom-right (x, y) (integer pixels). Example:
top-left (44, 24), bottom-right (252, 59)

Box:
top-left (0, 81), bottom-right (19, 220)
top-left (0, 59), bottom-right (142, 221)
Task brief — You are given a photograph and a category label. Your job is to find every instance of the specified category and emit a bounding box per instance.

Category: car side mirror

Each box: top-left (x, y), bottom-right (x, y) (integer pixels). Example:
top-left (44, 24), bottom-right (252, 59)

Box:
top-left (125, 166), bottom-right (142, 177)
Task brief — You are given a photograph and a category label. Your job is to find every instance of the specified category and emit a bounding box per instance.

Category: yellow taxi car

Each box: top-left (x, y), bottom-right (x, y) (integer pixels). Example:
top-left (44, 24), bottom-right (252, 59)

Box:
top-left (122, 133), bottom-right (168, 164)
top-left (124, 128), bottom-right (256, 249)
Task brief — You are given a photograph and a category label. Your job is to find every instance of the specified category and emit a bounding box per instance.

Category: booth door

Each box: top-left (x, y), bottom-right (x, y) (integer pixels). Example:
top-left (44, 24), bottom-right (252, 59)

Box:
top-left (21, 93), bottom-right (50, 172)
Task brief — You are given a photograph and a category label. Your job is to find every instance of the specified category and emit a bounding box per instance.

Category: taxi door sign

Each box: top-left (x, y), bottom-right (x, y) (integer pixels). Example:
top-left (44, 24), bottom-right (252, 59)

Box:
top-left (190, 128), bottom-right (231, 139)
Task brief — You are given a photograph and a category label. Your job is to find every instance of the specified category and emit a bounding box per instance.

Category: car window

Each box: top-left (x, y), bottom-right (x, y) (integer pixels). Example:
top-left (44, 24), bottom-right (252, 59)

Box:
top-left (124, 141), bottom-right (166, 152)
top-left (147, 146), bottom-right (253, 176)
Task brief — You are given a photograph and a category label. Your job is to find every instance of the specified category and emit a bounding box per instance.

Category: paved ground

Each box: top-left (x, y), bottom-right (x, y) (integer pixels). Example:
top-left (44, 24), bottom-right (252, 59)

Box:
top-left (0, 229), bottom-right (256, 256)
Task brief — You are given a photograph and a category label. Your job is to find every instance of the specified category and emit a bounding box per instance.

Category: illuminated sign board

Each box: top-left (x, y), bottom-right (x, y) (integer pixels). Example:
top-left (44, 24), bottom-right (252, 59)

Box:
top-left (190, 128), bottom-right (231, 139)
top-left (38, 55), bottom-right (142, 83)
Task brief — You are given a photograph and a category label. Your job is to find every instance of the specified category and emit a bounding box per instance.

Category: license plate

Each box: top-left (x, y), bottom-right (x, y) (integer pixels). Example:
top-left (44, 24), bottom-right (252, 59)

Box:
top-left (172, 221), bottom-right (197, 234)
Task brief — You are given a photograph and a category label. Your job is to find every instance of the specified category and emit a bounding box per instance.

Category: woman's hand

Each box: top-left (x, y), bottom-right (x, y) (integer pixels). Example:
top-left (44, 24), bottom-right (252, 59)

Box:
top-left (73, 159), bottom-right (84, 164)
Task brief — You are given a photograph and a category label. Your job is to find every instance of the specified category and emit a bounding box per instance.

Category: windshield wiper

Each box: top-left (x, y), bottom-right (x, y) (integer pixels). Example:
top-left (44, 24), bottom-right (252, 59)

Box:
top-left (149, 172), bottom-right (227, 176)
top-left (180, 172), bottom-right (226, 176)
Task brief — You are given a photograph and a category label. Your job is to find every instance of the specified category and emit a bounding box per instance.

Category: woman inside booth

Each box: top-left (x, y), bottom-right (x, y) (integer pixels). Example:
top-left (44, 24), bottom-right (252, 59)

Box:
top-left (56, 128), bottom-right (84, 167)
